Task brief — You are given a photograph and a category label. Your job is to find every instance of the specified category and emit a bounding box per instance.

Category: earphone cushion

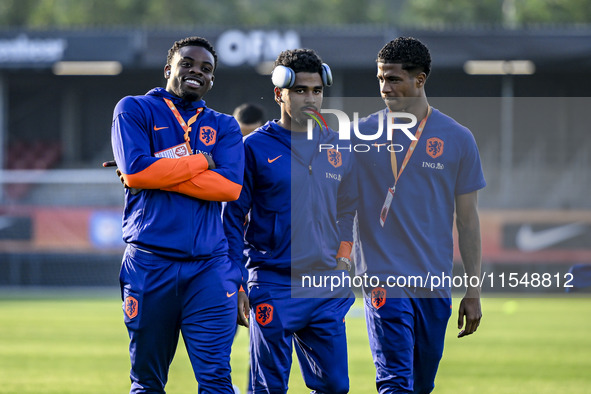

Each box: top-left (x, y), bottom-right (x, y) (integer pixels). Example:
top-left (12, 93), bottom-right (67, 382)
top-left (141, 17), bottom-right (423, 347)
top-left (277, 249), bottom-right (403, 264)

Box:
top-left (321, 63), bottom-right (333, 87)
top-left (272, 65), bottom-right (295, 89)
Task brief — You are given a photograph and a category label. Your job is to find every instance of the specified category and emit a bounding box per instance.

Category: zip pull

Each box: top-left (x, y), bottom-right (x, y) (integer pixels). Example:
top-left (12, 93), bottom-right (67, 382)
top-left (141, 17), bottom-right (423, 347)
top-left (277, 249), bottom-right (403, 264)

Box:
top-left (308, 165), bottom-right (312, 175)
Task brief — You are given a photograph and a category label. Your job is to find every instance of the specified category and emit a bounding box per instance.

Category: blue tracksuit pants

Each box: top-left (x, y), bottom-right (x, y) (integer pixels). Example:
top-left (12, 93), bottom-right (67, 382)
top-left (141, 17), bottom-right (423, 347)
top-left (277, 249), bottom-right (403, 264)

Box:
top-left (120, 245), bottom-right (241, 393)
top-left (248, 284), bottom-right (354, 393)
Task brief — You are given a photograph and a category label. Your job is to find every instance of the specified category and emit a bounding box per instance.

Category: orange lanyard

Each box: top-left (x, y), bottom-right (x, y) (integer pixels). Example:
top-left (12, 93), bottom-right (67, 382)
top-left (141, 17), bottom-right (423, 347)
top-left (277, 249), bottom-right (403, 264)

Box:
top-left (390, 106), bottom-right (432, 191)
top-left (163, 98), bottom-right (203, 143)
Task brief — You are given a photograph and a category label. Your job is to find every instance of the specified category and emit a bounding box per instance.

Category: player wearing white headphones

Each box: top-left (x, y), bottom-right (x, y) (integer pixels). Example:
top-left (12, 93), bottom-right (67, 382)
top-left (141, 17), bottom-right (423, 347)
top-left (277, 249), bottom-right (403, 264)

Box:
top-left (224, 48), bottom-right (357, 393)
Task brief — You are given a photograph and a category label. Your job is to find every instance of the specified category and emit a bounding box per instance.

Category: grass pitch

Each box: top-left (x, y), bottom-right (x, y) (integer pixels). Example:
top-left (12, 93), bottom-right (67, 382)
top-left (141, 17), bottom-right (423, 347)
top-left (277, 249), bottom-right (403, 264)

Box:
top-left (0, 288), bottom-right (589, 393)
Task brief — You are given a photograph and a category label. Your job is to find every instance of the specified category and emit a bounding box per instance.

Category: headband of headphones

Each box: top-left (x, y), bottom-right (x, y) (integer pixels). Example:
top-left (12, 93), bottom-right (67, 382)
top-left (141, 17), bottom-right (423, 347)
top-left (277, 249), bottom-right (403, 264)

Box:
top-left (271, 63), bottom-right (333, 88)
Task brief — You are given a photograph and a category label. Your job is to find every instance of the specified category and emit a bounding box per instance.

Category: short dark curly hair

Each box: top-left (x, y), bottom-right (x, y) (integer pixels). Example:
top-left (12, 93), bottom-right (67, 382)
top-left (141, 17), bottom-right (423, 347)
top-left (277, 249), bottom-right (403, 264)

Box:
top-left (167, 36), bottom-right (218, 70)
top-left (233, 103), bottom-right (265, 124)
top-left (377, 37), bottom-right (431, 77)
top-left (273, 48), bottom-right (323, 75)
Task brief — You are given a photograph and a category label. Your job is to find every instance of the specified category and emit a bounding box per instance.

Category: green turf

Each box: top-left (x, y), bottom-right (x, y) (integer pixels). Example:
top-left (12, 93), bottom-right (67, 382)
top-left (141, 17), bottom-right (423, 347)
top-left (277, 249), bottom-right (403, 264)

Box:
top-left (0, 289), bottom-right (590, 393)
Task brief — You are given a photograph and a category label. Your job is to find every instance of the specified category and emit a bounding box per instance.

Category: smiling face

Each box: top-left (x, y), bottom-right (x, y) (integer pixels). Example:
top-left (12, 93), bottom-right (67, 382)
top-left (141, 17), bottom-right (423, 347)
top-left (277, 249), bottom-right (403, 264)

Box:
top-left (165, 45), bottom-right (215, 102)
top-left (276, 72), bottom-right (323, 132)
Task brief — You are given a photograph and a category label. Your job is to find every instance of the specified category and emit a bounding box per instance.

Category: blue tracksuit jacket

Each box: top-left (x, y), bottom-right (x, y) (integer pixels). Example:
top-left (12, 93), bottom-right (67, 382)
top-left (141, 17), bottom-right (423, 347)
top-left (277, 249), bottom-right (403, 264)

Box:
top-left (111, 87), bottom-right (244, 260)
top-left (223, 120), bottom-right (357, 287)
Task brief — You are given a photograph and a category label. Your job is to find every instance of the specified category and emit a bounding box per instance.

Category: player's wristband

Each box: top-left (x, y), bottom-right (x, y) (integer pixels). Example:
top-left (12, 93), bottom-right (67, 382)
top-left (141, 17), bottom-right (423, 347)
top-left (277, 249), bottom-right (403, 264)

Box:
top-left (239, 285), bottom-right (245, 293)
top-left (336, 257), bottom-right (352, 271)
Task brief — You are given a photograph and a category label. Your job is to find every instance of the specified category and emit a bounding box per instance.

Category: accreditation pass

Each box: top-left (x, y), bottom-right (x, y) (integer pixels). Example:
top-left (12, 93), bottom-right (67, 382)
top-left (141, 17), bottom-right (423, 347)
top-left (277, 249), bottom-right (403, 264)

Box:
top-left (379, 186), bottom-right (395, 227)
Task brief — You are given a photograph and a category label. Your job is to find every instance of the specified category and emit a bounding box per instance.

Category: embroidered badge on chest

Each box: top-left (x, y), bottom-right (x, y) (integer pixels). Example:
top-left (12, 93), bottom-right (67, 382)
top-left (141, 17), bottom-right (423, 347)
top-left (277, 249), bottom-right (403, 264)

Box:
top-left (426, 137), bottom-right (444, 159)
top-left (199, 126), bottom-right (217, 146)
top-left (327, 149), bottom-right (342, 168)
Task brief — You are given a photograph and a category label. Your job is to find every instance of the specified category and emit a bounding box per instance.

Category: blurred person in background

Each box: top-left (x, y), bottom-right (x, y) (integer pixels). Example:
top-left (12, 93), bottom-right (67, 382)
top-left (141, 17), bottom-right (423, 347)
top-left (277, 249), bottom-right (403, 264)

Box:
top-left (352, 37), bottom-right (486, 393)
top-left (110, 36), bottom-right (244, 393)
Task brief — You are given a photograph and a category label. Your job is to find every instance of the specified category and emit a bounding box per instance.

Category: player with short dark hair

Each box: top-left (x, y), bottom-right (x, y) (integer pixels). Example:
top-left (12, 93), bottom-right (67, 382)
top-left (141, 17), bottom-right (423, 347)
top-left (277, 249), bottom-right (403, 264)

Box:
top-left (375, 36), bottom-right (431, 77)
top-left (233, 103), bottom-right (266, 136)
top-left (353, 37), bottom-right (485, 393)
top-left (111, 36), bottom-right (244, 393)
top-left (224, 48), bottom-right (357, 393)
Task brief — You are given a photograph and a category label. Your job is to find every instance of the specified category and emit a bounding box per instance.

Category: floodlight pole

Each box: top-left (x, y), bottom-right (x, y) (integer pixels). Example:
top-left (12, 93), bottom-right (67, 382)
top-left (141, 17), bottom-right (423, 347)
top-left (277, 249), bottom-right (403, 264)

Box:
top-left (464, 60), bottom-right (534, 204)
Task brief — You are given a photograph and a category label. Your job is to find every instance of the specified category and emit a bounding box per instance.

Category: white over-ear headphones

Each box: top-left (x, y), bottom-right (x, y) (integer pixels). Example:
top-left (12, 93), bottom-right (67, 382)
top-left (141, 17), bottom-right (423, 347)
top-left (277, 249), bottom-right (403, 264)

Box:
top-left (271, 63), bottom-right (333, 88)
